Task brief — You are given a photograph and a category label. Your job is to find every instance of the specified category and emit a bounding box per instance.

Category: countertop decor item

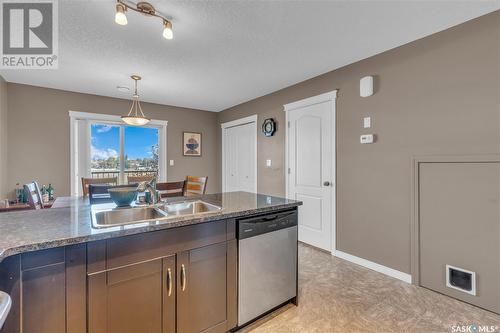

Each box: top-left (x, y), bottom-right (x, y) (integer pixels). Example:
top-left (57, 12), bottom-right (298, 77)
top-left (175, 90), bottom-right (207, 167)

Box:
top-left (108, 187), bottom-right (138, 207)
top-left (262, 118), bottom-right (276, 137)
top-left (183, 132), bottom-right (202, 156)
top-left (121, 75), bottom-right (151, 126)
top-left (114, 0), bottom-right (173, 40)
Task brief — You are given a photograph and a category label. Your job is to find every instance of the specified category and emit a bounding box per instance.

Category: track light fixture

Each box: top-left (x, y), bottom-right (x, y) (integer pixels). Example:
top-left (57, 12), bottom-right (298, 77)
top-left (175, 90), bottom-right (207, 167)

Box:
top-left (114, 0), bottom-right (173, 40)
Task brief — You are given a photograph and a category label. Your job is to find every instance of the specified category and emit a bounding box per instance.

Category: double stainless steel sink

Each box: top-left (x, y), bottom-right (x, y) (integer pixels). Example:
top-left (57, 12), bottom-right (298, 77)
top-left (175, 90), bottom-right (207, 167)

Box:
top-left (91, 200), bottom-right (222, 228)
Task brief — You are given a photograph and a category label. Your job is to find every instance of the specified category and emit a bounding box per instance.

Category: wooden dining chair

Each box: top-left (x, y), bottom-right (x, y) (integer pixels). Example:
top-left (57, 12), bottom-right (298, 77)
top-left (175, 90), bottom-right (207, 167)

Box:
top-left (157, 181), bottom-right (186, 198)
top-left (184, 176), bottom-right (208, 196)
top-left (23, 181), bottom-right (44, 210)
top-left (127, 175), bottom-right (155, 184)
top-left (81, 177), bottom-right (118, 197)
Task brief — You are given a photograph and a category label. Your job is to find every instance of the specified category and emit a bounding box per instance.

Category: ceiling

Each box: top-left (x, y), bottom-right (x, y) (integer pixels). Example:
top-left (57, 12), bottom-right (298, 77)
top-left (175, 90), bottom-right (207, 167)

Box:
top-left (2, 1), bottom-right (499, 112)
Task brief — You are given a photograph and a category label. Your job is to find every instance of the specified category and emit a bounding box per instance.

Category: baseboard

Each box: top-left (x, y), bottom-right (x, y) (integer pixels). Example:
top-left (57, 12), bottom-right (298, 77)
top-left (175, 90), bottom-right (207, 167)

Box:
top-left (332, 250), bottom-right (412, 284)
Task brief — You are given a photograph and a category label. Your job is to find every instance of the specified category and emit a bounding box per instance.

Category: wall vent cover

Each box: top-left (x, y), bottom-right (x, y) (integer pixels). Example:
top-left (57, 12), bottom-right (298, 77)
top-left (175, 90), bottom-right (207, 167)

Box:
top-left (446, 264), bottom-right (476, 296)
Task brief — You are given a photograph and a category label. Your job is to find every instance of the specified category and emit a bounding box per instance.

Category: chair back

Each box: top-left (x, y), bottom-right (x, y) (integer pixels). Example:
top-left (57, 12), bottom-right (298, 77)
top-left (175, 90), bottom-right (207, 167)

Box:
top-left (157, 181), bottom-right (185, 198)
top-left (184, 176), bottom-right (208, 196)
top-left (23, 181), bottom-right (43, 210)
top-left (81, 177), bottom-right (117, 197)
top-left (127, 175), bottom-right (155, 184)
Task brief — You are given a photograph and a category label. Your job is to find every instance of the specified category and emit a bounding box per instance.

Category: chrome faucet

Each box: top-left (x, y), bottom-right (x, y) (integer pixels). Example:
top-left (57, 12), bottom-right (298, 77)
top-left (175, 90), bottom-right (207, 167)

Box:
top-left (137, 179), bottom-right (158, 205)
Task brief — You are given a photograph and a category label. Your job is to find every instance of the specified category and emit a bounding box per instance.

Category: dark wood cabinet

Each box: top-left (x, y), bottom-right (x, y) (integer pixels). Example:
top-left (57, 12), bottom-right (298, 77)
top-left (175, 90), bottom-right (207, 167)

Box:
top-left (0, 245), bottom-right (87, 333)
top-left (86, 220), bottom-right (237, 333)
top-left (22, 261), bottom-right (66, 333)
top-left (177, 242), bottom-right (229, 333)
top-left (88, 255), bottom-right (176, 333)
top-left (0, 219), bottom-right (239, 333)
top-left (88, 241), bottom-right (236, 333)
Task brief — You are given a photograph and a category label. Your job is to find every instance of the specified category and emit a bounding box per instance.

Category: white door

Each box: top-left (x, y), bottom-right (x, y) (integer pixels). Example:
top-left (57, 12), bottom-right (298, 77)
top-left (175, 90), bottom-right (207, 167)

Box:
top-left (286, 92), bottom-right (336, 252)
top-left (222, 117), bottom-right (257, 193)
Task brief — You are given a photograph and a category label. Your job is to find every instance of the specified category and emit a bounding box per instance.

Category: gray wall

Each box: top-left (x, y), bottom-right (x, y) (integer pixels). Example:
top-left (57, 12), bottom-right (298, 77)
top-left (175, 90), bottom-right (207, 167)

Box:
top-left (0, 76), bottom-right (7, 198)
top-left (218, 11), bottom-right (500, 273)
top-left (6, 83), bottom-right (221, 197)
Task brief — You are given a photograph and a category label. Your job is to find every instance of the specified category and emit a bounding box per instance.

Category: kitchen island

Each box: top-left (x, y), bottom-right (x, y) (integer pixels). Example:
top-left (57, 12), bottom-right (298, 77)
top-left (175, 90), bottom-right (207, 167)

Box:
top-left (0, 192), bottom-right (301, 333)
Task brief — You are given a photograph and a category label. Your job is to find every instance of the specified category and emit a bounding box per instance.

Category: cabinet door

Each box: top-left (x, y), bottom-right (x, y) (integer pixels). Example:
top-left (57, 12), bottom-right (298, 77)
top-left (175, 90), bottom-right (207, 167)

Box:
top-left (88, 256), bottom-right (176, 333)
top-left (177, 242), bottom-right (229, 333)
top-left (21, 248), bottom-right (67, 333)
top-left (22, 262), bottom-right (66, 333)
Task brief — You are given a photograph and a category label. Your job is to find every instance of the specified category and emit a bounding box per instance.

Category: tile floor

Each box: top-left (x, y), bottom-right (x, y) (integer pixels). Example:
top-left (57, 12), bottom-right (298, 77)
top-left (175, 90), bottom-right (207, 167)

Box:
top-left (240, 243), bottom-right (500, 333)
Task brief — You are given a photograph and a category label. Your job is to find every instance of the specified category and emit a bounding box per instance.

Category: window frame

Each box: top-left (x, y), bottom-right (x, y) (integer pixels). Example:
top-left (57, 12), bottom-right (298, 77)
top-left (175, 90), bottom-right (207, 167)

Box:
top-left (69, 111), bottom-right (167, 196)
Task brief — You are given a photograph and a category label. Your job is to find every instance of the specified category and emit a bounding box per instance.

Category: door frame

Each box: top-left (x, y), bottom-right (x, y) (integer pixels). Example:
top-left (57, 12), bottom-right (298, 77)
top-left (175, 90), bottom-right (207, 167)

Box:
top-left (221, 114), bottom-right (258, 193)
top-left (283, 90), bottom-right (337, 253)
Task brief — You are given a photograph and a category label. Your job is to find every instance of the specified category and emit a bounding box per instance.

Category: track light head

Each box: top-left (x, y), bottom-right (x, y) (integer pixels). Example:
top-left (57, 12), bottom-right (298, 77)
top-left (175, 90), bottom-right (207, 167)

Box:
top-left (115, 3), bottom-right (128, 25)
top-left (162, 20), bottom-right (173, 40)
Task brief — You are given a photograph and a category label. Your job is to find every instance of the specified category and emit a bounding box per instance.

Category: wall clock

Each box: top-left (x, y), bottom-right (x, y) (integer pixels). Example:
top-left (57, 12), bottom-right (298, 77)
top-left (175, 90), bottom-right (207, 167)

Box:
top-left (262, 118), bottom-right (276, 137)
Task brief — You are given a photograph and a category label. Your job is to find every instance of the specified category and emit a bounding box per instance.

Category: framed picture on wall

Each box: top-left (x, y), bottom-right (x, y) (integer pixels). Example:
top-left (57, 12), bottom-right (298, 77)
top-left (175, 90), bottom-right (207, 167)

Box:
top-left (183, 132), bottom-right (202, 156)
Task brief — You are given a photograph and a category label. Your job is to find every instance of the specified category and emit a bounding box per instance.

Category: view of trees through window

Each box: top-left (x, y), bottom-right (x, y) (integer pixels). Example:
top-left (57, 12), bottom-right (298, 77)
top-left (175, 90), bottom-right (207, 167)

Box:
top-left (91, 124), bottom-right (159, 180)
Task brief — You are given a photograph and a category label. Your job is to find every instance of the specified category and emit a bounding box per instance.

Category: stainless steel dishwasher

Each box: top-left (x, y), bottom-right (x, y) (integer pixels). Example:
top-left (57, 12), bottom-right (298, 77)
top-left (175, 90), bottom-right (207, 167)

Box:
top-left (237, 209), bottom-right (298, 326)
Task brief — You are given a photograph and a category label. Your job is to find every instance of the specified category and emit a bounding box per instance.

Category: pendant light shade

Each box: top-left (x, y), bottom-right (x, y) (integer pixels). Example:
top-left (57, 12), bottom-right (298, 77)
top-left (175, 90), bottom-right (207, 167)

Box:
top-left (121, 115), bottom-right (150, 126)
top-left (122, 75), bottom-right (150, 126)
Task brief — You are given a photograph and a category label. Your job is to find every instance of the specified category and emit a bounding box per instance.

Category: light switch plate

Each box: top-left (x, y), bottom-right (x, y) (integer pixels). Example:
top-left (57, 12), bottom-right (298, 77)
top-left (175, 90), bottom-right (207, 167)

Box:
top-left (363, 117), bottom-right (371, 128)
top-left (360, 134), bottom-right (374, 144)
top-left (266, 159), bottom-right (272, 167)
top-left (169, 160), bottom-right (174, 166)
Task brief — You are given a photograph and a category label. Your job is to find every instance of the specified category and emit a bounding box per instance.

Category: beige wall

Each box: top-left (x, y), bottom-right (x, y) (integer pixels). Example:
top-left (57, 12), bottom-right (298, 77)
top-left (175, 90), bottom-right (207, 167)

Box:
top-left (0, 76), bottom-right (7, 198)
top-left (6, 83), bottom-right (221, 197)
top-left (218, 11), bottom-right (500, 273)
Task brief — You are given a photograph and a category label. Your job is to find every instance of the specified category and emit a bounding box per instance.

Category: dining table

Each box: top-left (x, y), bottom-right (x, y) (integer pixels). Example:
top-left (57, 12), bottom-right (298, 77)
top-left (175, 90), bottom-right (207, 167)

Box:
top-left (0, 200), bottom-right (55, 213)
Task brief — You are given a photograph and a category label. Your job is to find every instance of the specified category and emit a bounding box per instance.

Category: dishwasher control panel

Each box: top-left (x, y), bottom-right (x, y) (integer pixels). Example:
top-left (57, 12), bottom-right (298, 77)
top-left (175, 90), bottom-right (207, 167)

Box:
top-left (238, 209), bottom-right (297, 239)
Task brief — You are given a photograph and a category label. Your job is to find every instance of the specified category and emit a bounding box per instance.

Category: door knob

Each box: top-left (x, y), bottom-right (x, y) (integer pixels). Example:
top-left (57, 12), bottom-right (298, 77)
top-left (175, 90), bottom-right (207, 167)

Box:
top-left (323, 181), bottom-right (331, 186)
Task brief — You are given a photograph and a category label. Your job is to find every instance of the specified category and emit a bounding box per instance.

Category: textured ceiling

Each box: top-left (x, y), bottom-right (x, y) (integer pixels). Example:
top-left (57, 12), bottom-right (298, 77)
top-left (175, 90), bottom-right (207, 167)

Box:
top-left (1, 1), bottom-right (499, 111)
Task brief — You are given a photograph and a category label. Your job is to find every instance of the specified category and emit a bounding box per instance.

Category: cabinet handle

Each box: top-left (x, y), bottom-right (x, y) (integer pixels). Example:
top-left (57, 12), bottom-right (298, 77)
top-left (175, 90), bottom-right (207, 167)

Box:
top-left (181, 264), bottom-right (187, 291)
top-left (166, 268), bottom-right (172, 297)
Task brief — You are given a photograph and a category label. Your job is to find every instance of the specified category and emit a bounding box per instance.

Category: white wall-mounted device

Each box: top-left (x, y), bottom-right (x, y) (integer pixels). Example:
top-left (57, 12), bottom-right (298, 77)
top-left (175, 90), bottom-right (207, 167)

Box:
top-left (360, 76), bottom-right (374, 97)
top-left (360, 134), bottom-right (374, 144)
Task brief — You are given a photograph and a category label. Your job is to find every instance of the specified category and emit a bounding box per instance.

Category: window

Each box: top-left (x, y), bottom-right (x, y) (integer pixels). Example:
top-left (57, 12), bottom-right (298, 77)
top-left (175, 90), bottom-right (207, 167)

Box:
top-left (90, 124), bottom-right (160, 183)
top-left (90, 124), bottom-right (121, 179)
top-left (70, 112), bottom-right (167, 196)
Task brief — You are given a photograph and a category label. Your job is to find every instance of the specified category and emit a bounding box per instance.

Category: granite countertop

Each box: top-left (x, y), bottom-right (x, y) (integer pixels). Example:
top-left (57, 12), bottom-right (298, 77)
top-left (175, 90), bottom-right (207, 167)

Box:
top-left (0, 192), bottom-right (301, 263)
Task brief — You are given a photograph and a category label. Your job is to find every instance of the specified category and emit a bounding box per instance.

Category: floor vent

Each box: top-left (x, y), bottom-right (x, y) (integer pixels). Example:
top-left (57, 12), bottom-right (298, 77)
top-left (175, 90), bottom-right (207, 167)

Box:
top-left (446, 264), bottom-right (476, 296)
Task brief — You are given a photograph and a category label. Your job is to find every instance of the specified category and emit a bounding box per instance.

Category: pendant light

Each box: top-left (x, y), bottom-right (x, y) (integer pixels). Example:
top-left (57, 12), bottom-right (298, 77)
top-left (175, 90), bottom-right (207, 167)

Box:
top-left (121, 75), bottom-right (150, 126)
